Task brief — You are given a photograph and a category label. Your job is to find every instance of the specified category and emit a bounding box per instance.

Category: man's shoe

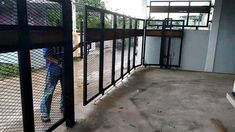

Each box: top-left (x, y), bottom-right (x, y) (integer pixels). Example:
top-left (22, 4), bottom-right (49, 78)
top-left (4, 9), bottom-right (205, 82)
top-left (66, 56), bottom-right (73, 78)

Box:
top-left (41, 116), bottom-right (51, 122)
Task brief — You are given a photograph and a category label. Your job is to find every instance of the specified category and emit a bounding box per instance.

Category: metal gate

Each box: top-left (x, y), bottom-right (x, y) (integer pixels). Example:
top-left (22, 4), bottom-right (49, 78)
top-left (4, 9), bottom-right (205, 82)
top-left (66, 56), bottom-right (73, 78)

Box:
top-left (83, 6), bottom-right (145, 105)
top-left (144, 19), bottom-right (184, 67)
top-left (0, 0), bottom-right (75, 131)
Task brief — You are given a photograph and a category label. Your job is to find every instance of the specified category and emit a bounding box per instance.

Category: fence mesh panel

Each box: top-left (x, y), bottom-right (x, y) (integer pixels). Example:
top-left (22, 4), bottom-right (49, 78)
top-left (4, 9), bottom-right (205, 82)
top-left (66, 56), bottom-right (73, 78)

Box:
top-left (123, 38), bottom-right (129, 74)
top-left (87, 10), bottom-right (101, 29)
top-left (117, 16), bottom-right (123, 29)
top-left (115, 39), bottom-right (122, 80)
top-left (27, 0), bottom-right (63, 26)
top-left (130, 37), bottom-right (135, 70)
top-left (0, 0), bottom-right (18, 25)
top-left (0, 52), bottom-right (23, 132)
top-left (135, 37), bottom-right (143, 66)
top-left (103, 40), bottom-right (113, 88)
top-left (87, 42), bottom-right (100, 99)
top-left (169, 38), bottom-right (182, 66)
top-left (104, 14), bottom-right (114, 29)
top-left (31, 47), bottom-right (64, 131)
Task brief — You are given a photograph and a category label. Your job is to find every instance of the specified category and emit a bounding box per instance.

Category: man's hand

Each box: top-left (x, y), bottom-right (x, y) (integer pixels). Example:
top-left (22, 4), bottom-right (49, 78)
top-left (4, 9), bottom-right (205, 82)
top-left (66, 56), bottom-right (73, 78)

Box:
top-left (59, 63), bottom-right (63, 68)
top-left (73, 44), bottom-right (79, 52)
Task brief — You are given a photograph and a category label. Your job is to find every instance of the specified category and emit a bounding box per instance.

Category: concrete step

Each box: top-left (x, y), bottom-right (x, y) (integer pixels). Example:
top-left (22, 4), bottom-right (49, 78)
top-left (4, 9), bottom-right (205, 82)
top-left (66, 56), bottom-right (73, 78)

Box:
top-left (226, 92), bottom-right (235, 108)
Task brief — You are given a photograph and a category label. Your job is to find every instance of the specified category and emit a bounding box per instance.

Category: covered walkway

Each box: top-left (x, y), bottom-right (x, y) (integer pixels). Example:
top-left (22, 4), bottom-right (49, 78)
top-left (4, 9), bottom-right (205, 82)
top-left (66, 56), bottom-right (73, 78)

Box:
top-left (57, 67), bottom-right (235, 132)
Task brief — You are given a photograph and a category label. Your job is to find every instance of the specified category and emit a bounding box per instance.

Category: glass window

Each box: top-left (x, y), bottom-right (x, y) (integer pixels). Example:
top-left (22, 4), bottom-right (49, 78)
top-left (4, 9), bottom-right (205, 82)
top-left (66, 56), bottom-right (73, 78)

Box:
top-left (170, 2), bottom-right (189, 6)
top-left (188, 13), bottom-right (208, 26)
top-left (150, 13), bottom-right (168, 20)
top-left (169, 13), bottom-right (188, 25)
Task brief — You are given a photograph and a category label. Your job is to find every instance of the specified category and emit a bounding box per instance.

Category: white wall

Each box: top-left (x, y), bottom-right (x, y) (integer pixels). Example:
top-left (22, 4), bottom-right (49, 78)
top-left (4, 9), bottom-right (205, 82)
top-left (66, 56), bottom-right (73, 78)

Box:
top-left (181, 30), bottom-right (210, 71)
top-left (213, 0), bottom-right (235, 74)
top-left (204, 0), bottom-right (222, 72)
top-left (144, 30), bottom-right (210, 71)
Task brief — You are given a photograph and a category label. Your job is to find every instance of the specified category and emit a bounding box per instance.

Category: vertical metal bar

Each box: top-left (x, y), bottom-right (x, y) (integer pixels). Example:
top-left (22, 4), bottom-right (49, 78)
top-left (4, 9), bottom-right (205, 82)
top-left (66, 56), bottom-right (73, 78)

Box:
top-left (100, 12), bottom-right (104, 95)
top-left (167, 37), bottom-right (171, 67)
top-left (142, 20), bottom-right (147, 66)
top-left (17, 0), bottom-right (35, 131)
top-left (166, 20), bottom-right (173, 67)
top-left (186, 2), bottom-right (190, 26)
top-left (121, 16), bottom-right (125, 78)
top-left (178, 21), bottom-right (185, 67)
top-left (83, 6), bottom-right (88, 106)
top-left (127, 19), bottom-right (131, 73)
top-left (80, 21), bottom-right (84, 59)
top-left (62, 0), bottom-right (75, 127)
top-left (149, 1), bottom-right (152, 19)
top-left (133, 19), bottom-right (137, 68)
top-left (160, 20), bottom-right (166, 68)
top-left (167, 2), bottom-right (170, 19)
top-left (112, 15), bottom-right (117, 85)
top-left (206, 2), bottom-right (212, 27)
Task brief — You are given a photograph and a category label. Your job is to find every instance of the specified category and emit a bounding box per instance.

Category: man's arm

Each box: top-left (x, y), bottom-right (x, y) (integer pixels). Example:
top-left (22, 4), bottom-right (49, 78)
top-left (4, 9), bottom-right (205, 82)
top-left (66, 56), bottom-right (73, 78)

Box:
top-left (46, 56), bottom-right (61, 65)
top-left (44, 46), bottom-right (78, 66)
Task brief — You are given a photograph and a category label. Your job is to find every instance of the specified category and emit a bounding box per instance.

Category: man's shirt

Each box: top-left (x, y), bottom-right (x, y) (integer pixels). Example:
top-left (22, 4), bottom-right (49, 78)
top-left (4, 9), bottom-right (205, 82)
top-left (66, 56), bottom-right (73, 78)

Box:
top-left (43, 47), bottom-right (64, 76)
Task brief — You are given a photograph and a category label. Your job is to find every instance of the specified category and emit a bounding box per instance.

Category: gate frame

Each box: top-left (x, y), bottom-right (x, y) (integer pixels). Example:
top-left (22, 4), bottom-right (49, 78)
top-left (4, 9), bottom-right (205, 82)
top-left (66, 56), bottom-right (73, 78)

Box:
top-left (143, 19), bottom-right (185, 68)
top-left (83, 5), bottom-right (145, 106)
top-left (0, 0), bottom-right (75, 131)
top-left (83, 6), bottom-right (185, 106)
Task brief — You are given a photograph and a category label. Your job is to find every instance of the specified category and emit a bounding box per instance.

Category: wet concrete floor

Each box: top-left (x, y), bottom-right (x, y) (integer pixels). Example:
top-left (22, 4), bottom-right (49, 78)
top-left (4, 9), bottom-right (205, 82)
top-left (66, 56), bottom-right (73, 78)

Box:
top-left (56, 67), bottom-right (235, 132)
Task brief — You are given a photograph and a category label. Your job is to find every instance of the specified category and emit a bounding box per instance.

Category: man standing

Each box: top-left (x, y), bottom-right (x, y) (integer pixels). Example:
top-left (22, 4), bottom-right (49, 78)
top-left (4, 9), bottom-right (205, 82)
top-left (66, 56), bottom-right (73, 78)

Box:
top-left (40, 44), bottom-right (79, 122)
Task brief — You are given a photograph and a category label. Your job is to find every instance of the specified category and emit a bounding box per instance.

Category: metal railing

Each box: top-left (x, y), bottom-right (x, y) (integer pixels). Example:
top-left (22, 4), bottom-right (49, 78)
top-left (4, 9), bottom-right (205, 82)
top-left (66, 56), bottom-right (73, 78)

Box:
top-left (83, 5), bottom-right (145, 105)
top-left (0, 0), bottom-right (75, 131)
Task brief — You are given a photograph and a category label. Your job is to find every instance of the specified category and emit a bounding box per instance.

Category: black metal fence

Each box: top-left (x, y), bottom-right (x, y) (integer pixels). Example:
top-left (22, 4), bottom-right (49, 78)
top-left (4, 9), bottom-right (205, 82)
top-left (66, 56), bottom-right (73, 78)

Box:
top-left (0, 2), bottom-right (186, 131)
top-left (0, 0), bottom-right (74, 131)
top-left (144, 19), bottom-right (184, 68)
top-left (83, 5), bottom-right (145, 105)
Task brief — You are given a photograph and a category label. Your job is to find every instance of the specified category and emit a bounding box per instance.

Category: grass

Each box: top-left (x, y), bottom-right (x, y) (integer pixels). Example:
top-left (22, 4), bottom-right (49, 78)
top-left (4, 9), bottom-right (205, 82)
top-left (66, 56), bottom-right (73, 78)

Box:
top-left (0, 63), bottom-right (19, 79)
top-left (0, 57), bottom-right (82, 80)
top-left (73, 57), bottom-right (82, 61)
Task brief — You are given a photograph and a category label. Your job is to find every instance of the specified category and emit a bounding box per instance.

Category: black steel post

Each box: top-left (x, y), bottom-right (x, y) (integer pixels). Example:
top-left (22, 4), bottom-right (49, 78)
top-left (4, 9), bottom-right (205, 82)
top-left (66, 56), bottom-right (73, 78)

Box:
top-left (178, 21), bottom-right (185, 67)
top-left (127, 19), bottom-right (132, 73)
top-left (17, 0), bottom-right (35, 131)
top-left (100, 12), bottom-right (105, 95)
top-left (166, 37), bottom-right (171, 67)
top-left (142, 20), bottom-right (147, 66)
top-left (62, 0), bottom-right (75, 127)
top-left (80, 21), bottom-right (84, 59)
top-left (121, 16), bottom-right (125, 78)
top-left (133, 20), bottom-right (137, 69)
top-left (83, 6), bottom-right (88, 105)
top-left (112, 15), bottom-right (117, 85)
top-left (160, 20), bottom-right (166, 68)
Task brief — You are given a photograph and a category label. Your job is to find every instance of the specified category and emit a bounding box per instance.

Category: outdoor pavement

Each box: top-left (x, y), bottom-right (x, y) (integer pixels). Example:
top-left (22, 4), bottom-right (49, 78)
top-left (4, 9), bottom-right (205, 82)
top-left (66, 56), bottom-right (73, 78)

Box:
top-left (56, 67), bottom-right (235, 132)
top-left (1, 54), bottom-right (235, 132)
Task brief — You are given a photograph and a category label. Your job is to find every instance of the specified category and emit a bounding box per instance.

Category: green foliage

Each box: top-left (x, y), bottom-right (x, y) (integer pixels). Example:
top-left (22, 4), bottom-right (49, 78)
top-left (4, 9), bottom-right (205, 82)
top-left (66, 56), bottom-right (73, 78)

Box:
top-left (46, 9), bottom-right (62, 26)
top-left (76, 0), bottom-right (106, 30)
top-left (0, 63), bottom-right (19, 79)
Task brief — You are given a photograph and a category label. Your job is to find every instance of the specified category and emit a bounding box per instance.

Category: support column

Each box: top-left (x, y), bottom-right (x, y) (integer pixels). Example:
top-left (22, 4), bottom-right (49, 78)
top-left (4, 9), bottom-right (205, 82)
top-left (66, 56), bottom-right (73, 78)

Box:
top-left (204, 0), bottom-right (223, 72)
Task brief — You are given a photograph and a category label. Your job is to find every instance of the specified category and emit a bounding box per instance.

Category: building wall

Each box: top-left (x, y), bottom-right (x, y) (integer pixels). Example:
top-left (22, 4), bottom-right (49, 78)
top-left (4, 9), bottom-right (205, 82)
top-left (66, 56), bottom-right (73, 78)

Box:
top-left (181, 30), bottom-right (210, 71)
top-left (213, 0), bottom-right (235, 74)
top-left (145, 30), bottom-right (210, 71)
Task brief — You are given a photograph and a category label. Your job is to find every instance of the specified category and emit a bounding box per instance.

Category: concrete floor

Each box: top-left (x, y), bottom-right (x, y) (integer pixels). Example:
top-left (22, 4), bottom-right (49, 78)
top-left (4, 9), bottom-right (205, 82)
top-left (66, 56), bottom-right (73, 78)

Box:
top-left (56, 67), bottom-right (235, 132)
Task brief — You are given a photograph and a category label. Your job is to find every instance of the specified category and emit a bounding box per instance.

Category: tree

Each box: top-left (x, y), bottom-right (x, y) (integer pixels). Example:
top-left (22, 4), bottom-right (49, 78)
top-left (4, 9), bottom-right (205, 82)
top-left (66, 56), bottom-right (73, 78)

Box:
top-left (76, 0), bottom-right (106, 31)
